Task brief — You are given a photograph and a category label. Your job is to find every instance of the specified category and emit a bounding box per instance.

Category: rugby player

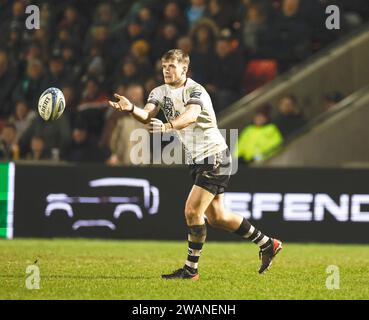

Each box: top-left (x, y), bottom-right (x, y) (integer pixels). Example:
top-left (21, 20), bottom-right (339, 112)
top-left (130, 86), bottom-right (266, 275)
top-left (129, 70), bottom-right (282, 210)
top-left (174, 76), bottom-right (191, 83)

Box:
top-left (109, 49), bottom-right (282, 279)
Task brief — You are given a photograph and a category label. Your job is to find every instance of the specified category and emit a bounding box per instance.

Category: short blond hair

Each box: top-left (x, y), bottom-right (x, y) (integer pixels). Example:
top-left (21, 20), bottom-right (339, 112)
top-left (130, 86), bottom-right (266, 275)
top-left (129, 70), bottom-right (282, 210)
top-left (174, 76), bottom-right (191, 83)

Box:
top-left (161, 49), bottom-right (190, 66)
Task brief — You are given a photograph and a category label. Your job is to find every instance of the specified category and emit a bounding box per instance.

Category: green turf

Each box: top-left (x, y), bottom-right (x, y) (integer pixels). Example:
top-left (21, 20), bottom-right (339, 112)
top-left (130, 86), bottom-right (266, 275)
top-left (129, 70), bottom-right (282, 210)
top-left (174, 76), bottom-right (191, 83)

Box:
top-left (0, 239), bottom-right (368, 300)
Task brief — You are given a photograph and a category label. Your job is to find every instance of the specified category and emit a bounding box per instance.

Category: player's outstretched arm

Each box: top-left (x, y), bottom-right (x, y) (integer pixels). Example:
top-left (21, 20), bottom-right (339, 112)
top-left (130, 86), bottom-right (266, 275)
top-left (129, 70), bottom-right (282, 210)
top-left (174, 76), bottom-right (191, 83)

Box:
top-left (170, 104), bottom-right (201, 130)
top-left (148, 104), bottom-right (201, 133)
top-left (109, 93), bottom-right (159, 124)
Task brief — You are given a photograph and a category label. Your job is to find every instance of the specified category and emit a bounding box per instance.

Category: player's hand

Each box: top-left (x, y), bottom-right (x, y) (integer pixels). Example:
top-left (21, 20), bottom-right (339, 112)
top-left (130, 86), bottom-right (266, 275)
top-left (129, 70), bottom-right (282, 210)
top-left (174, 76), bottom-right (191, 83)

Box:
top-left (108, 94), bottom-right (133, 112)
top-left (148, 118), bottom-right (164, 133)
top-left (148, 118), bottom-right (172, 133)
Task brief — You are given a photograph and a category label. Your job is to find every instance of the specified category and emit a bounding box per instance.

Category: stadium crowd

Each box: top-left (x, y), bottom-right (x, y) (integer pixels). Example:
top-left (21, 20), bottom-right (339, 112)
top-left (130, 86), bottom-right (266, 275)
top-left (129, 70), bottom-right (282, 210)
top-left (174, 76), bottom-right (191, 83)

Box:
top-left (0, 0), bottom-right (368, 164)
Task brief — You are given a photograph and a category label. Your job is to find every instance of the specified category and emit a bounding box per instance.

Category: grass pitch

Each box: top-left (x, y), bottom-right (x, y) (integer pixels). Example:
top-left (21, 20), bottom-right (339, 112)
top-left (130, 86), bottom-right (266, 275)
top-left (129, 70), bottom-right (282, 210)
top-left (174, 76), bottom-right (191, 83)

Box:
top-left (0, 239), bottom-right (368, 300)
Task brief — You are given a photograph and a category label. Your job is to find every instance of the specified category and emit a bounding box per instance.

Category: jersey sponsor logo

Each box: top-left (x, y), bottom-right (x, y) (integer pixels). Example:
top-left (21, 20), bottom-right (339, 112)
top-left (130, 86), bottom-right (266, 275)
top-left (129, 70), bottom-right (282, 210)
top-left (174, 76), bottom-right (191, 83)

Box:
top-left (189, 91), bottom-right (202, 99)
top-left (162, 96), bottom-right (180, 120)
top-left (163, 96), bottom-right (175, 119)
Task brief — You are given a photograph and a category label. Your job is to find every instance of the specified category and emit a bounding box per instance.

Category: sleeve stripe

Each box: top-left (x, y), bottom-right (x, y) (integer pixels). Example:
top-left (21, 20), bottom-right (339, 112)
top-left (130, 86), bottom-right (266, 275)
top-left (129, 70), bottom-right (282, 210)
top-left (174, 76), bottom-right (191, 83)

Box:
top-left (185, 99), bottom-right (203, 110)
top-left (147, 99), bottom-right (160, 107)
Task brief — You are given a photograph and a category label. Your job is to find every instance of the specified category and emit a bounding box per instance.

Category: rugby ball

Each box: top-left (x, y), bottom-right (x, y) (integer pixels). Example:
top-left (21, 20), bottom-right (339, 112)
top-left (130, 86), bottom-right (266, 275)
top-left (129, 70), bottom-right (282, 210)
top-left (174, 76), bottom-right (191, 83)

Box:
top-left (38, 87), bottom-right (66, 121)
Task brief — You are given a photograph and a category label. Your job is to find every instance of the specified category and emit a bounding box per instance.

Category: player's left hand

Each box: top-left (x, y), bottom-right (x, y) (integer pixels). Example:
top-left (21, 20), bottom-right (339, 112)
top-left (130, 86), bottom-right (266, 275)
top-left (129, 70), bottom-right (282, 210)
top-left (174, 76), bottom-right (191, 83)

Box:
top-left (148, 118), bottom-right (171, 133)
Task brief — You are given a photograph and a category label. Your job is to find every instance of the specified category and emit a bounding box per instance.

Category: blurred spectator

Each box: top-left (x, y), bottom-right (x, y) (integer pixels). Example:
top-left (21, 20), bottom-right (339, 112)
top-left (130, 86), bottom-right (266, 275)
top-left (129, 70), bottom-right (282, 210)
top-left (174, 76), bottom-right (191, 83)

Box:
top-left (163, 2), bottom-right (188, 36)
top-left (323, 91), bottom-right (344, 111)
top-left (86, 55), bottom-right (106, 84)
top-left (112, 17), bottom-right (145, 59)
top-left (234, 105), bottom-right (283, 163)
top-left (77, 77), bottom-right (109, 139)
top-left (114, 59), bottom-right (142, 88)
top-left (205, 0), bottom-right (236, 31)
top-left (107, 83), bottom-right (149, 166)
top-left (25, 135), bottom-right (51, 161)
top-left (32, 29), bottom-right (50, 62)
top-left (58, 5), bottom-right (86, 45)
top-left (4, 23), bottom-right (23, 64)
top-left (268, 0), bottom-right (312, 72)
top-left (61, 85), bottom-right (79, 115)
top-left (61, 43), bottom-right (81, 83)
top-left (0, 123), bottom-right (20, 161)
top-left (99, 83), bottom-right (127, 151)
top-left (8, 100), bottom-right (36, 139)
top-left (138, 6), bottom-right (158, 38)
top-left (91, 24), bottom-right (110, 49)
top-left (39, 2), bottom-right (53, 31)
top-left (66, 121), bottom-right (107, 163)
top-left (207, 36), bottom-right (244, 112)
top-left (53, 28), bottom-right (76, 55)
top-left (43, 53), bottom-right (68, 89)
top-left (124, 83), bottom-right (145, 109)
top-left (83, 24), bottom-right (112, 72)
top-left (108, 115), bottom-right (150, 166)
top-left (152, 23), bottom-right (179, 61)
top-left (6, 1), bottom-right (25, 37)
top-left (77, 77), bottom-right (109, 112)
top-left (274, 94), bottom-right (307, 138)
top-left (128, 39), bottom-right (153, 77)
top-left (186, 0), bottom-right (207, 28)
top-left (19, 115), bottom-right (71, 160)
top-left (0, 50), bottom-right (17, 118)
top-left (190, 19), bottom-right (219, 83)
top-left (12, 59), bottom-right (46, 111)
top-left (240, 4), bottom-right (269, 57)
top-left (298, 0), bottom-right (327, 52)
top-left (105, 83), bottom-right (145, 129)
top-left (177, 36), bottom-right (193, 56)
top-left (93, 2), bottom-right (117, 30)
top-left (81, 45), bottom-right (106, 85)
top-left (23, 43), bottom-right (43, 64)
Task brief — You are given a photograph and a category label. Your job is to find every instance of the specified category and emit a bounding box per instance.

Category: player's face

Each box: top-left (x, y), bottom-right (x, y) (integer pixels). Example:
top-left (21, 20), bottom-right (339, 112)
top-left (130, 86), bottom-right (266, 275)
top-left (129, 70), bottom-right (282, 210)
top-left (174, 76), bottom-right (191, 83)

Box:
top-left (162, 59), bottom-right (187, 87)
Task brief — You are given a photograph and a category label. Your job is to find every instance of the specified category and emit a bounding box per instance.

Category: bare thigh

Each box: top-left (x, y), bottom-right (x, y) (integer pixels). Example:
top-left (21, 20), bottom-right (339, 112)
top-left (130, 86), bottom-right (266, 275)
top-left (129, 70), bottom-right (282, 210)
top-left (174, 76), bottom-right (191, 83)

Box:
top-left (185, 185), bottom-right (215, 225)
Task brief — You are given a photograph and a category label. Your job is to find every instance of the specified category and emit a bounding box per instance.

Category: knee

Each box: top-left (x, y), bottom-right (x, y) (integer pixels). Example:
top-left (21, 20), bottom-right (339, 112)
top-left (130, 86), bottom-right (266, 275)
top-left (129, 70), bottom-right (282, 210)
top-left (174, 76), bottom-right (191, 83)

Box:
top-left (185, 204), bottom-right (201, 224)
top-left (207, 209), bottom-right (227, 228)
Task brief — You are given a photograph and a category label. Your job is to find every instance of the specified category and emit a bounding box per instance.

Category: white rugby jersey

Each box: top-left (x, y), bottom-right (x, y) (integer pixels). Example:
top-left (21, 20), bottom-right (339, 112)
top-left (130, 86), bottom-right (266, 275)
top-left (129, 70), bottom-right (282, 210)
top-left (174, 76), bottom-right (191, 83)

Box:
top-left (147, 78), bottom-right (228, 162)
